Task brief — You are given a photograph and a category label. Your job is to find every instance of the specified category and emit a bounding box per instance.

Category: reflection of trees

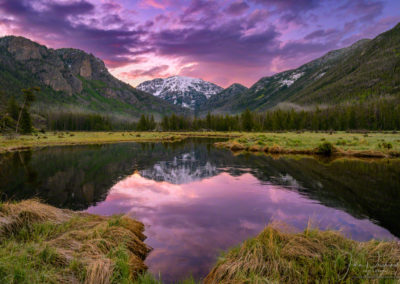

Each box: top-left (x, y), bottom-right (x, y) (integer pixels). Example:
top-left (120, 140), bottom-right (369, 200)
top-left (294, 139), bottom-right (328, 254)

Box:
top-left (207, 151), bottom-right (400, 237)
top-left (0, 139), bottom-right (399, 237)
top-left (0, 140), bottom-right (215, 209)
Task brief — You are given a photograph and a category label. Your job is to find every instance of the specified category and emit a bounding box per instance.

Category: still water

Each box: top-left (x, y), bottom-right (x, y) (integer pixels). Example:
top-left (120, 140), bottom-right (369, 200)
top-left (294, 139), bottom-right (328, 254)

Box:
top-left (1, 139), bottom-right (399, 282)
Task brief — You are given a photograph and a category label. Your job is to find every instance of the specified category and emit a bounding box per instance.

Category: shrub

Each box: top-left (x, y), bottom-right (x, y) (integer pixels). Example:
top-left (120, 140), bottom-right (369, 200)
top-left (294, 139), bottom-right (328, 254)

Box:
top-left (379, 142), bottom-right (393, 149)
top-left (316, 142), bottom-right (335, 156)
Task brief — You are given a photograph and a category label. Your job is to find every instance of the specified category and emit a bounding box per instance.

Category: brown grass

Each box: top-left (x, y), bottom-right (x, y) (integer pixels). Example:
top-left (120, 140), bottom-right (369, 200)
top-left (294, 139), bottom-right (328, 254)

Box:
top-left (205, 223), bottom-right (400, 284)
top-left (0, 200), bottom-right (151, 284)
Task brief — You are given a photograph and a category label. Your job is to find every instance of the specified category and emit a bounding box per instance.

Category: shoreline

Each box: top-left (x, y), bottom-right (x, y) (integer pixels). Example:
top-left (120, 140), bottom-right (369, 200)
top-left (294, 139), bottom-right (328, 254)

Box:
top-left (205, 224), bottom-right (400, 283)
top-left (214, 131), bottom-right (400, 158)
top-left (1, 201), bottom-right (399, 283)
top-left (1, 131), bottom-right (399, 159)
top-left (0, 200), bottom-right (151, 283)
top-left (0, 131), bottom-right (237, 154)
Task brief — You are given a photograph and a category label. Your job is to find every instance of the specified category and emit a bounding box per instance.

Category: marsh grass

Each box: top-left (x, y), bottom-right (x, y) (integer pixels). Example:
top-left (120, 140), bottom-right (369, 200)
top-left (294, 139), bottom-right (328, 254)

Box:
top-left (215, 131), bottom-right (400, 158)
top-left (205, 223), bottom-right (400, 284)
top-left (0, 131), bottom-right (238, 153)
top-left (0, 200), bottom-right (151, 284)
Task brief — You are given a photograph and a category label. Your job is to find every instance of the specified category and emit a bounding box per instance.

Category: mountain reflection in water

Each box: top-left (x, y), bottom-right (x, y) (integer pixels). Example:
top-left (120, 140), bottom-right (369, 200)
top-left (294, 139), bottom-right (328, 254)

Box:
top-left (1, 139), bottom-right (399, 282)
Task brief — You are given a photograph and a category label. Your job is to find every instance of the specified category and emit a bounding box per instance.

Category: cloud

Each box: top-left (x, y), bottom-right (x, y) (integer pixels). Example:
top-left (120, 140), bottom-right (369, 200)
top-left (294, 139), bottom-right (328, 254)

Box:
top-left (0, 0), bottom-right (148, 67)
top-left (225, 0), bottom-right (249, 15)
top-left (0, 0), bottom-right (397, 87)
top-left (338, 0), bottom-right (384, 22)
top-left (151, 22), bottom-right (280, 66)
top-left (305, 29), bottom-right (339, 40)
top-left (141, 0), bottom-right (170, 9)
top-left (121, 65), bottom-right (170, 79)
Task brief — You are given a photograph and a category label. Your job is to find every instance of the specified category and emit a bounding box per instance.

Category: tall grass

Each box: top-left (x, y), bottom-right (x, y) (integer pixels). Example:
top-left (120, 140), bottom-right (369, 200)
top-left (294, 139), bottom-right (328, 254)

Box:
top-left (0, 200), bottom-right (151, 284)
top-left (205, 223), bottom-right (400, 283)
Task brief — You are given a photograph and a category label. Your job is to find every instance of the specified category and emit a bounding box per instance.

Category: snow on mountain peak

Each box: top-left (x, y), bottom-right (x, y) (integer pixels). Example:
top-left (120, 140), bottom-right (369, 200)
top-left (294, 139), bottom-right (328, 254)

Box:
top-left (137, 75), bottom-right (223, 109)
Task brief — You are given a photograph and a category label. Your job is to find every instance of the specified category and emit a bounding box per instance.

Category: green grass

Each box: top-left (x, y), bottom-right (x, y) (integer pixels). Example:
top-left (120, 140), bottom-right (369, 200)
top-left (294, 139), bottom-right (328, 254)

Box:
top-left (205, 224), bottom-right (400, 284)
top-left (2, 131), bottom-right (400, 157)
top-left (215, 131), bottom-right (400, 157)
top-left (0, 200), bottom-right (150, 284)
top-left (0, 131), bottom-right (238, 153)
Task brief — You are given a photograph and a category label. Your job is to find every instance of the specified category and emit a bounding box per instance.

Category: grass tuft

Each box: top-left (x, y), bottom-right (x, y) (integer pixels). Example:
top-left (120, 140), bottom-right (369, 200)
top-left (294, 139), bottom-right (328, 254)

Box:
top-left (205, 224), bottom-right (400, 284)
top-left (0, 200), bottom-right (151, 284)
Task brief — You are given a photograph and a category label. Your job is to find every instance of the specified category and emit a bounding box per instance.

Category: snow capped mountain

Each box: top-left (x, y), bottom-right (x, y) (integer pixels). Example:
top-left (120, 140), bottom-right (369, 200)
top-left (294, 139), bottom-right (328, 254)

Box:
top-left (137, 75), bottom-right (223, 109)
top-left (140, 152), bottom-right (219, 184)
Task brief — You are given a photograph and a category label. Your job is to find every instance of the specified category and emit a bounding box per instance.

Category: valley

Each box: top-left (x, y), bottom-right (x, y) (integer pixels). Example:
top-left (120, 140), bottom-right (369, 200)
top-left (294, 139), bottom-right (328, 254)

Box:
top-left (0, 4), bottom-right (400, 283)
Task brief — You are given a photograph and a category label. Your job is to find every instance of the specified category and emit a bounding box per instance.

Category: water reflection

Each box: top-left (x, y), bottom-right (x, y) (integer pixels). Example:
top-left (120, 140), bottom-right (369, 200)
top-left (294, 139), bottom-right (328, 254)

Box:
top-left (1, 139), bottom-right (399, 282)
top-left (87, 172), bottom-right (395, 282)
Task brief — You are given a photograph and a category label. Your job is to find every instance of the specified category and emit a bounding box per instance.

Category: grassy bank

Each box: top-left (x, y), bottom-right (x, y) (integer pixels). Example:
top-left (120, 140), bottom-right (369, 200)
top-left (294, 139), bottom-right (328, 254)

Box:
top-left (215, 131), bottom-right (400, 158)
top-left (1, 201), bottom-right (399, 283)
top-left (0, 131), bottom-right (238, 153)
top-left (205, 224), bottom-right (400, 284)
top-left (0, 200), bottom-right (151, 284)
top-left (1, 131), bottom-right (400, 158)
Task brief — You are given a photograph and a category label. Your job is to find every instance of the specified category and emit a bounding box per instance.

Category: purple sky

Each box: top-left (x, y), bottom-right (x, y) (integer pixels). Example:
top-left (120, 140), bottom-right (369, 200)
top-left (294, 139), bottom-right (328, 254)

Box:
top-left (1, 0), bottom-right (399, 87)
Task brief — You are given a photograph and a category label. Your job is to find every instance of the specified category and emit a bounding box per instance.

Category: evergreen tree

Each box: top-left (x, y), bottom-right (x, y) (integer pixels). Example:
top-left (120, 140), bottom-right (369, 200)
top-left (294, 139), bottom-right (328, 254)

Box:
top-left (20, 108), bottom-right (32, 134)
top-left (15, 87), bottom-right (40, 134)
top-left (137, 114), bottom-right (148, 131)
top-left (149, 115), bottom-right (156, 130)
top-left (7, 97), bottom-right (19, 120)
top-left (241, 109), bottom-right (253, 131)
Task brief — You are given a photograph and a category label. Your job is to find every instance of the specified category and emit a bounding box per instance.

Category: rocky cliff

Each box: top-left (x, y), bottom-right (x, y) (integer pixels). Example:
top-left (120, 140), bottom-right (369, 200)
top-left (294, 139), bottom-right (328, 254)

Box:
top-left (0, 36), bottom-right (184, 117)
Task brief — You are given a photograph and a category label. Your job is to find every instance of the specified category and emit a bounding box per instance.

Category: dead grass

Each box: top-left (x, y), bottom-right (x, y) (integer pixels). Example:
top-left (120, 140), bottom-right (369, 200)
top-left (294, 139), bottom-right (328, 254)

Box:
top-left (0, 200), bottom-right (151, 284)
top-left (205, 223), bottom-right (400, 284)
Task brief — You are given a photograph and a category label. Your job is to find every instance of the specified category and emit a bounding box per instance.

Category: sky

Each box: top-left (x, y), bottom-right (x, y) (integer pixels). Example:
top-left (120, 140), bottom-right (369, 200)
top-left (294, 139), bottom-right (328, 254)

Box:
top-left (0, 0), bottom-right (399, 88)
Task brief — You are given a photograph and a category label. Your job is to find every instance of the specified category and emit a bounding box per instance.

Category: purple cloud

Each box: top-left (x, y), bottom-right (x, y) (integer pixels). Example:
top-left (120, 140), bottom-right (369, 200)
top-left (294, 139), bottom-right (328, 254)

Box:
top-left (0, 0), bottom-right (399, 87)
top-left (151, 22), bottom-right (280, 66)
top-left (121, 65), bottom-right (170, 79)
top-left (225, 0), bottom-right (250, 15)
top-left (0, 0), bottom-right (147, 67)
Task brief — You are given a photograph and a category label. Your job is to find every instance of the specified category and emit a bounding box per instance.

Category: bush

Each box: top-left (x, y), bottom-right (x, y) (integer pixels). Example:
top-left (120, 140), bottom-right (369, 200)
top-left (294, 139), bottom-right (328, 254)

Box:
top-left (316, 142), bottom-right (335, 156)
top-left (379, 142), bottom-right (393, 149)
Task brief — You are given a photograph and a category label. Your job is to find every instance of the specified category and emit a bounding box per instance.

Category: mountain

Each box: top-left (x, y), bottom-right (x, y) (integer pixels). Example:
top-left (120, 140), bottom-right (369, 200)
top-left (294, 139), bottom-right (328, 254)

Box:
top-left (0, 36), bottom-right (184, 118)
top-left (199, 83), bottom-right (248, 114)
top-left (211, 22), bottom-right (400, 113)
top-left (137, 75), bottom-right (223, 110)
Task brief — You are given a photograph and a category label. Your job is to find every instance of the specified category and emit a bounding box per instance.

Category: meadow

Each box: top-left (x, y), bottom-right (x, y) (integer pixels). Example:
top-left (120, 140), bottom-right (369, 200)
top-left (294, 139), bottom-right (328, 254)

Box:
top-left (1, 131), bottom-right (399, 158)
top-left (215, 131), bottom-right (400, 158)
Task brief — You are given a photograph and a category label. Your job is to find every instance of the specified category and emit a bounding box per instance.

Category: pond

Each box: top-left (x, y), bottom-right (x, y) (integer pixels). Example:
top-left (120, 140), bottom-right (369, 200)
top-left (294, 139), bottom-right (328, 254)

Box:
top-left (1, 138), bottom-right (399, 282)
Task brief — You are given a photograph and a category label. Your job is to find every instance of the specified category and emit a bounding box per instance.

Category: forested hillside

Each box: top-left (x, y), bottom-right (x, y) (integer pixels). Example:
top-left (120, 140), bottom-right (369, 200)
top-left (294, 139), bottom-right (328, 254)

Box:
top-left (210, 23), bottom-right (400, 113)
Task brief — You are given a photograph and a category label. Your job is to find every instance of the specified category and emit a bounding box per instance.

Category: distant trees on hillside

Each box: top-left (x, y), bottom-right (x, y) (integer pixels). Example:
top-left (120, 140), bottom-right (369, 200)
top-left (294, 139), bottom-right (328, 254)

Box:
top-left (161, 99), bottom-right (400, 131)
top-left (1, 95), bottom-right (399, 133)
top-left (46, 112), bottom-right (140, 131)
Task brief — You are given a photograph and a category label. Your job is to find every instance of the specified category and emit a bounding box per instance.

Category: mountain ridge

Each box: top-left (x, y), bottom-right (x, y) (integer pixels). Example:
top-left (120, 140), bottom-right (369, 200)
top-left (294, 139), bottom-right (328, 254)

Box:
top-left (137, 75), bottom-right (223, 110)
top-left (207, 22), bottom-right (400, 113)
top-left (0, 36), bottom-right (185, 118)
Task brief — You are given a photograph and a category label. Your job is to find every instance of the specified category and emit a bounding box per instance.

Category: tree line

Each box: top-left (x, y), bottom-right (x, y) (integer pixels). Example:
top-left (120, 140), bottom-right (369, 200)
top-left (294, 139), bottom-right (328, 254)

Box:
top-left (1, 92), bottom-right (399, 133)
top-left (159, 98), bottom-right (400, 131)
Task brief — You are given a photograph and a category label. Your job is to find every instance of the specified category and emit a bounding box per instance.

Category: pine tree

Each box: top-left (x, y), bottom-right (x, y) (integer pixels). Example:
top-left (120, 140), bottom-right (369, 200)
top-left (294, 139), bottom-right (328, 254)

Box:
top-left (20, 108), bottom-right (32, 134)
top-left (241, 109), bottom-right (253, 131)
top-left (7, 97), bottom-right (19, 120)
top-left (137, 114), bottom-right (148, 131)
top-left (15, 87), bottom-right (40, 134)
top-left (149, 115), bottom-right (156, 130)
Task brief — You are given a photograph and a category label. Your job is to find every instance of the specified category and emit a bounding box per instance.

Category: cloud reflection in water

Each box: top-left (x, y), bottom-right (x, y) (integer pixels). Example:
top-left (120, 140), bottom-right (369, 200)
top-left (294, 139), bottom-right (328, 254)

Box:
top-left (86, 171), bottom-right (395, 282)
